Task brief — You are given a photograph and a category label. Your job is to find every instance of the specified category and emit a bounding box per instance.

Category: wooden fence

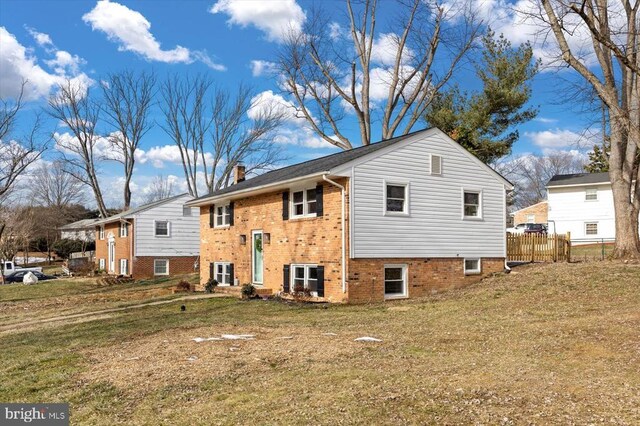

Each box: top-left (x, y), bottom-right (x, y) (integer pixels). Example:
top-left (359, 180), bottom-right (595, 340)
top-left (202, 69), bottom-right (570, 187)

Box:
top-left (507, 233), bottom-right (571, 263)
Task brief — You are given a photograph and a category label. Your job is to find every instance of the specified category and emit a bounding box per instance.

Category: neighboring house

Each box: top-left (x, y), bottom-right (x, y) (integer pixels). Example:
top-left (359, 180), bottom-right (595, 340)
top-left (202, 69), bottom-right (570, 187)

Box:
top-left (512, 201), bottom-right (548, 226)
top-left (59, 218), bottom-right (100, 242)
top-left (187, 128), bottom-right (513, 304)
top-left (93, 194), bottom-right (199, 278)
top-left (547, 172), bottom-right (616, 241)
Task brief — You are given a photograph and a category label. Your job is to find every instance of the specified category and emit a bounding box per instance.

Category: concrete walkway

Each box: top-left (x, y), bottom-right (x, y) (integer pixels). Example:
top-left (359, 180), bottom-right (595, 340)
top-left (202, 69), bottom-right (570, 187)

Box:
top-left (0, 293), bottom-right (227, 334)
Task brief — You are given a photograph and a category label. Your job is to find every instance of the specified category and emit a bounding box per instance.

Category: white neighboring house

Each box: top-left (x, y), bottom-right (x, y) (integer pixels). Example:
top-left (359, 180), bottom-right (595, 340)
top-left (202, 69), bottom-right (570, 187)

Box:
top-left (547, 172), bottom-right (619, 241)
top-left (59, 218), bottom-right (101, 242)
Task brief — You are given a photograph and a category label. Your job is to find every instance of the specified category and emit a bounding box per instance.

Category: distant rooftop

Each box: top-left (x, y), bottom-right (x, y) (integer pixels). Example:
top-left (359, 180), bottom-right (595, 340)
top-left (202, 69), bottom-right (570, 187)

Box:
top-left (547, 172), bottom-right (610, 187)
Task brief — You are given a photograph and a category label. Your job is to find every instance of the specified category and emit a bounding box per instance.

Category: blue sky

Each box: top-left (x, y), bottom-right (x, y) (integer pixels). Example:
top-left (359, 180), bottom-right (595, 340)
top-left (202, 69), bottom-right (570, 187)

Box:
top-left (0, 0), bottom-right (597, 208)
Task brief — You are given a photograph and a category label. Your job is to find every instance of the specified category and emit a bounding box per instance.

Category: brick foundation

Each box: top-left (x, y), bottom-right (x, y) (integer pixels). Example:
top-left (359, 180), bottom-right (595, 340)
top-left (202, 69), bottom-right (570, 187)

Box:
top-left (132, 256), bottom-right (199, 279)
top-left (347, 257), bottom-right (506, 304)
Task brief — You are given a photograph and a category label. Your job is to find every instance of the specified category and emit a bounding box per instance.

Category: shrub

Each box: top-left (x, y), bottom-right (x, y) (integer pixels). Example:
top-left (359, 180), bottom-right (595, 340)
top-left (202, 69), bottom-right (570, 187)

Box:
top-left (175, 280), bottom-right (193, 293)
top-left (205, 278), bottom-right (218, 293)
top-left (241, 283), bottom-right (256, 299)
top-left (52, 238), bottom-right (84, 259)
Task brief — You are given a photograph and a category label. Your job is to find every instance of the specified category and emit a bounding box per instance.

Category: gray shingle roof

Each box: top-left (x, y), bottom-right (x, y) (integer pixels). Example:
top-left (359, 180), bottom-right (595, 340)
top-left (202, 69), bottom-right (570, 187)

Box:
top-left (59, 218), bottom-right (101, 230)
top-left (93, 193), bottom-right (191, 225)
top-left (190, 128), bottom-right (432, 203)
top-left (547, 172), bottom-right (610, 187)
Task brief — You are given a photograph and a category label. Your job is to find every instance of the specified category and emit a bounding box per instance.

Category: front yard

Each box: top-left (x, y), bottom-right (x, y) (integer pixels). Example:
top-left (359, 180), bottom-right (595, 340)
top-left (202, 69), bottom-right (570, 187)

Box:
top-left (1, 262), bottom-right (639, 424)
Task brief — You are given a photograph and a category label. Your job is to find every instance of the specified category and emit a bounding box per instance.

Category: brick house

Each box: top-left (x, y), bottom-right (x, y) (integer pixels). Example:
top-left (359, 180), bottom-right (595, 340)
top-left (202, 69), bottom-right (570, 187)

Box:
top-left (511, 201), bottom-right (548, 226)
top-left (187, 128), bottom-right (513, 303)
top-left (94, 194), bottom-right (199, 279)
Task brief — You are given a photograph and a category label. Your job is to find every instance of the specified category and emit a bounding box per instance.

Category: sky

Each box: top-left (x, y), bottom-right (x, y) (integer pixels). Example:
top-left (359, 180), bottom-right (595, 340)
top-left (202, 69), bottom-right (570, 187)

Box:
top-left (0, 0), bottom-right (600, 209)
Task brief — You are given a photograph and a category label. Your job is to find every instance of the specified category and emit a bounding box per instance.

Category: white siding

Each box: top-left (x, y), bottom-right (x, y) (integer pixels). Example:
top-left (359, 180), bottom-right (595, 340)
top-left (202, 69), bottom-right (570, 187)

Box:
top-left (547, 185), bottom-right (616, 241)
top-left (134, 195), bottom-right (200, 256)
top-left (351, 132), bottom-right (507, 258)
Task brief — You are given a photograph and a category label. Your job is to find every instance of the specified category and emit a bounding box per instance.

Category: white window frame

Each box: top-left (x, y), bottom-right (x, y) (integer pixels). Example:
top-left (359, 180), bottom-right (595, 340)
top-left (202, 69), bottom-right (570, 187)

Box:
top-left (462, 189), bottom-right (483, 220)
top-left (120, 259), bottom-right (128, 275)
top-left (430, 154), bottom-right (442, 176)
top-left (99, 258), bottom-right (105, 270)
top-left (215, 203), bottom-right (231, 228)
top-left (154, 259), bottom-right (169, 276)
top-left (119, 222), bottom-right (129, 238)
top-left (464, 258), bottom-right (481, 275)
top-left (585, 188), bottom-right (598, 201)
top-left (585, 222), bottom-right (598, 236)
top-left (214, 262), bottom-right (232, 285)
top-left (99, 226), bottom-right (105, 240)
top-left (290, 264), bottom-right (319, 296)
top-left (383, 264), bottom-right (408, 299)
top-left (154, 220), bottom-right (171, 237)
top-left (289, 187), bottom-right (317, 219)
top-left (383, 181), bottom-right (410, 216)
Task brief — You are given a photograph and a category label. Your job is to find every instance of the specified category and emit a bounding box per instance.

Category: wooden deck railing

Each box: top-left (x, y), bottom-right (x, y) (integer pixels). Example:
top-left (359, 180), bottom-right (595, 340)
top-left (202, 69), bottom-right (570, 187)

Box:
top-left (507, 233), bottom-right (571, 263)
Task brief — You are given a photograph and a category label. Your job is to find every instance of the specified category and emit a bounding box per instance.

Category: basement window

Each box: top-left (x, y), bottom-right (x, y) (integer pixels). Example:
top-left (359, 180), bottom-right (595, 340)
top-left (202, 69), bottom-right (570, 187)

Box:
top-left (154, 259), bottom-right (169, 276)
top-left (290, 264), bottom-right (318, 295)
top-left (464, 258), bottom-right (481, 275)
top-left (384, 264), bottom-right (408, 299)
top-left (215, 262), bottom-right (232, 285)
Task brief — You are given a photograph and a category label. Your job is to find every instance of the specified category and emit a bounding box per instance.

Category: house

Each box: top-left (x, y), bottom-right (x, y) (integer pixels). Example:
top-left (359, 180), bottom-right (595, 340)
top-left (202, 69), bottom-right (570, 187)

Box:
top-left (186, 128), bottom-right (513, 303)
top-left (93, 194), bottom-right (199, 278)
top-left (59, 218), bottom-right (100, 242)
top-left (511, 201), bottom-right (548, 226)
top-left (546, 172), bottom-right (616, 241)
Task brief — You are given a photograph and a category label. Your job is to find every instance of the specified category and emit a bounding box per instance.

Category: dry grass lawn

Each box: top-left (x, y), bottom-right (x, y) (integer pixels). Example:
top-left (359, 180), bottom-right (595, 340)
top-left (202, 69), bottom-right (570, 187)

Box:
top-left (1, 262), bottom-right (639, 425)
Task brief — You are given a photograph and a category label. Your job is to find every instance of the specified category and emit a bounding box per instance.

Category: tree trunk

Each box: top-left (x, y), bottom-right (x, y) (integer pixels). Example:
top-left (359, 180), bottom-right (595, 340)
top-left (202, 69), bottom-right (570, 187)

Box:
top-left (610, 173), bottom-right (640, 258)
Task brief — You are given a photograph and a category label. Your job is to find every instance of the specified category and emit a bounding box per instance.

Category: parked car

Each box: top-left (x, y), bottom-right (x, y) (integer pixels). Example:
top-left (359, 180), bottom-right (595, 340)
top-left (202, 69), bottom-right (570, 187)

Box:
top-left (2, 260), bottom-right (43, 277)
top-left (523, 223), bottom-right (548, 235)
top-left (3, 270), bottom-right (57, 283)
top-left (506, 223), bottom-right (530, 234)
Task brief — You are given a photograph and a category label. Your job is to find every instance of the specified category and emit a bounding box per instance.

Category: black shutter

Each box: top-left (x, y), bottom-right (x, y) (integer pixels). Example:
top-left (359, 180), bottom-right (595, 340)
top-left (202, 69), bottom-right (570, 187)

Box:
top-left (209, 262), bottom-right (214, 280)
top-left (316, 184), bottom-right (324, 217)
top-left (209, 205), bottom-right (215, 228)
top-left (316, 265), bottom-right (325, 297)
top-left (282, 191), bottom-right (289, 220)
top-left (229, 202), bottom-right (234, 226)
top-left (229, 263), bottom-right (235, 286)
top-left (283, 264), bottom-right (290, 293)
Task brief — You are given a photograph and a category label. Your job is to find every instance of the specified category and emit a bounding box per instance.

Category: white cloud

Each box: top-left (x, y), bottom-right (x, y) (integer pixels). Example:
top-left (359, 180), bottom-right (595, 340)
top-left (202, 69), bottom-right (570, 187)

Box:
top-left (139, 144), bottom-right (215, 168)
top-left (328, 22), bottom-right (342, 41)
top-left (210, 0), bottom-right (305, 42)
top-left (525, 128), bottom-right (588, 150)
top-left (371, 33), bottom-right (414, 67)
top-left (250, 59), bottom-right (277, 77)
top-left (83, 0), bottom-right (225, 70)
top-left (534, 117), bottom-right (558, 124)
top-left (25, 26), bottom-right (54, 49)
top-left (0, 27), bottom-right (92, 100)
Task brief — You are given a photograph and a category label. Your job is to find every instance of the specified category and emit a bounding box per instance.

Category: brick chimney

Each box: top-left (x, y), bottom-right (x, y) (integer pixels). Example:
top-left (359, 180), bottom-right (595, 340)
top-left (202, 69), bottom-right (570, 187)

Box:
top-left (234, 164), bottom-right (246, 184)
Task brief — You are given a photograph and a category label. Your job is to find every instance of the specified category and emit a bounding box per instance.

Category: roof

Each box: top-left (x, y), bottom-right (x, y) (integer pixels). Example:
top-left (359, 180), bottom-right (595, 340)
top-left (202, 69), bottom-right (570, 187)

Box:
top-left (59, 218), bottom-right (101, 230)
top-left (547, 172), bottom-right (610, 188)
top-left (93, 193), bottom-right (191, 226)
top-left (188, 127), bottom-right (512, 205)
top-left (511, 200), bottom-right (548, 214)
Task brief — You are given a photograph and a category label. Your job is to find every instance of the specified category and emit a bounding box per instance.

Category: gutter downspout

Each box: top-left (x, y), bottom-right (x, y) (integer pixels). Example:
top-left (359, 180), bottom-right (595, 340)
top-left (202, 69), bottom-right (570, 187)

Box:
top-left (322, 175), bottom-right (347, 293)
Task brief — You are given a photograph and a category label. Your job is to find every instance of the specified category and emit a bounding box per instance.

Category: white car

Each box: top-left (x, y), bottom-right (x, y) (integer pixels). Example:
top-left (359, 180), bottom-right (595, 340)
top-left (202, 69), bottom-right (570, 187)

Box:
top-left (506, 223), bottom-right (529, 234)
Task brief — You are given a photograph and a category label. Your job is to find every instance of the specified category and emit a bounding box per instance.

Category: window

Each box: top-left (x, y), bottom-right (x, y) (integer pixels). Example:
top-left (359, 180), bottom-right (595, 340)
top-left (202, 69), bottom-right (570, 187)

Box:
top-left (464, 258), bottom-right (481, 275)
top-left (463, 190), bottom-right (481, 218)
top-left (291, 264), bottom-right (319, 294)
top-left (120, 259), bottom-right (128, 275)
top-left (585, 188), bottom-right (598, 201)
top-left (119, 222), bottom-right (129, 238)
top-left (183, 206), bottom-right (192, 216)
top-left (99, 226), bottom-right (105, 240)
top-left (384, 265), bottom-right (408, 299)
top-left (526, 214), bottom-right (535, 223)
top-left (291, 188), bottom-right (317, 218)
top-left (154, 259), bottom-right (169, 276)
top-left (214, 262), bottom-right (232, 285)
top-left (154, 220), bottom-right (170, 237)
top-left (99, 259), bottom-right (105, 270)
top-left (585, 222), bottom-right (598, 236)
top-left (430, 154), bottom-right (442, 175)
top-left (385, 183), bottom-right (408, 214)
top-left (216, 204), bottom-right (231, 227)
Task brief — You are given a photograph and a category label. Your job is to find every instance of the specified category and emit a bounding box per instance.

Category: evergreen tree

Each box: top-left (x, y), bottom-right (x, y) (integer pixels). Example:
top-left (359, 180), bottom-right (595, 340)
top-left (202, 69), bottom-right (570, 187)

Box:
top-left (424, 30), bottom-right (539, 164)
top-left (584, 142), bottom-right (610, 173)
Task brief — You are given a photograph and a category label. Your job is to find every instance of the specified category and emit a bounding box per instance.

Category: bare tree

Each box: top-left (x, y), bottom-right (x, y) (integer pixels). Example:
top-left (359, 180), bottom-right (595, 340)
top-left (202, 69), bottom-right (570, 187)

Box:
top-left (533, 0), bottom-right (640, 258)
top-left (1, 81), bottom-right (48, 201)
top-left (160, 76), bottom-right (285, 196)
top-left (49, 80), bottom-right (108, 218)
top-left (278, 0), bottom-right (481, 149)
top-left (102, 70), bottom-right (156, 209)
top-left (29, 160), bottom-right (85, 208)
top-left (503, 152), bottom-right (587, 209)
top-left (143, 175), bottom-right (175, 204)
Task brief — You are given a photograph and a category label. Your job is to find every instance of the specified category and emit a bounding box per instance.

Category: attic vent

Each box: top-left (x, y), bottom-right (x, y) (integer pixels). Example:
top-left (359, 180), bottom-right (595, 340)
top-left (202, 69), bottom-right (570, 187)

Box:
top-left (430, 154), bottom-right (442, 175)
